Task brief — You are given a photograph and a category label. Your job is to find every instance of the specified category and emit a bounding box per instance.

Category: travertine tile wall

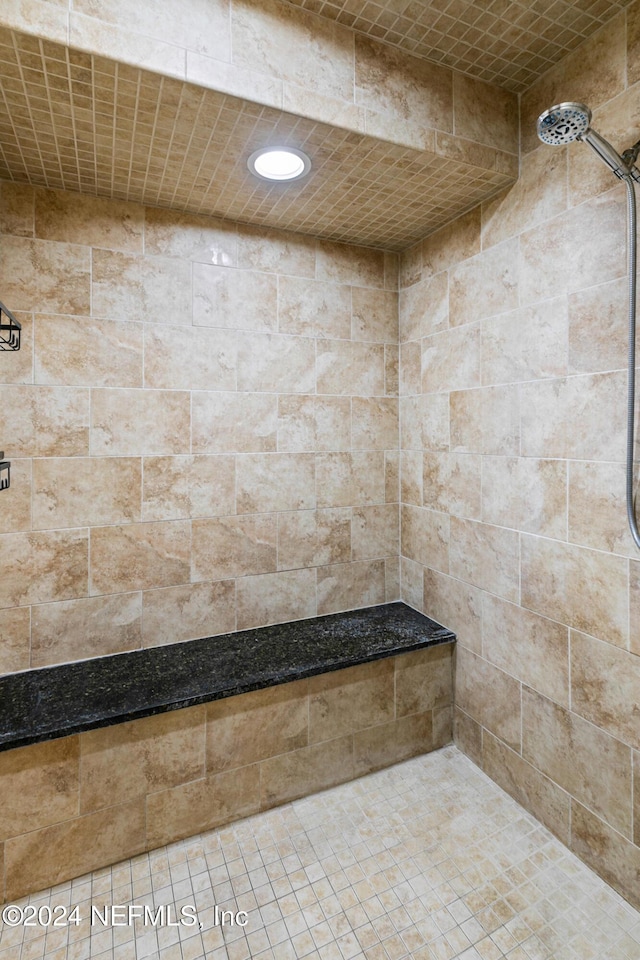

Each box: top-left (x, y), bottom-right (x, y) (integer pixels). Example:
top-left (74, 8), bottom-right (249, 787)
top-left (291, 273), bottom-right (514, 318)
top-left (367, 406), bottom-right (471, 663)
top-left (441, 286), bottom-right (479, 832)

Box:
top-left (399, 6), bottom-right (640, 910)
top-left (0, 179), bottom-right (400, 675)
top-left (0, 646), bottom-right (453, 901)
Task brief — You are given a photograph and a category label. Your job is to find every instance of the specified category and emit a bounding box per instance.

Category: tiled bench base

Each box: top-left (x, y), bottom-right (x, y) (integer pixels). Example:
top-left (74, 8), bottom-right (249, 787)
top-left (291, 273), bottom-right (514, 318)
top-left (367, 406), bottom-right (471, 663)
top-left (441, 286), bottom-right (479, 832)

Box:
top-left (0, 643), bottom-right (453, 902)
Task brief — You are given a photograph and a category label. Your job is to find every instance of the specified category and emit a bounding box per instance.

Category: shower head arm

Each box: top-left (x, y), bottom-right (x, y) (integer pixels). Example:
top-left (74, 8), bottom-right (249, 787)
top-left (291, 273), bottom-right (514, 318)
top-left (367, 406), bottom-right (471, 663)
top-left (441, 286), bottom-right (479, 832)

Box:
top-left (581, 128), bottom-right (640, 182)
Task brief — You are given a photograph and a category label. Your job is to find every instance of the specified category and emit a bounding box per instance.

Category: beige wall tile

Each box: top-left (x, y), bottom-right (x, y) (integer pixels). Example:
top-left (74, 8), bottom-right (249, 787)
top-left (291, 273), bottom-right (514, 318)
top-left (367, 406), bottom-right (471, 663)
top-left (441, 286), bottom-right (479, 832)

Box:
top-left (260, 736), bottom-right (354, 808)
top-left (521, 536), bottom-right (628, 649)
top-left (192, 515), bottom-right (277, 581)
top-left (278, 396), bottom-right (351, 452)
top-left (352, 287), bottom-right (398, 343)
top-left (74, 0), bottom-right (231, 61)
top-left (316, 452), bottom-right (385, 508)
top-left (237, 332), bottom-right (315, 393)
top-left (395, 644), bottom-right (453, 717)
top-left (144, 206), bottom-right (237, 265)
top-left (571, 630), bottom-right (640, 751)
top-left (316, 559), bottom-right (386, 615)
top-left (206, 679), bottom-right (308, 773)
top-left (142, 580), bottom-right (236, 646)
top-left (480, 298), bottom-right (568, 386)
top-left (308, 660), bottom-right (394, 744)
top-left (316, 241), bottom-right (385, 288)
top-left (317, 341), bottom-right (385, 396)
top-left (385, 343), bottom-right (399, 397)
top-left (401, 504), bottom-right (449, 573)
top-left (449, 239), bottom-right (518, 327)
top-left (482, 595), bottom-right (569, 707)
top-left (192, 391), bottom-right (277, 454)
top-left (385, 556), bottom-right (400, 602)
top-left (422, 451), bottom-right (481, 520)
top-left (568, 460), bottom-right (634, 556)
top-left (568, 278), bottom-right (627, 375)
top-left (278, 508), bottom-right (351, 570)
top-left (352, 504), bottom-right (398, 561)
top-left (5, 799), bottom-right (146, 902)
top-left (193, 264), bottom-right (278, 332)
top-left (454, 707), bottom-right (483, 768)
top-left (418, 207), bottom-right (481, 281)
top-left (0, 181), bottom-right (34, 236)
top-left (0, 607), bottom-right (30, 675)
top-left (631, 560), bottom-right (640, 658)
top-left (423, 568), bottom-right (482, 655)
top-left (90, 520), bottom-right (190, 594)
top-left (401, 394), bottom-right (450, 451)
top-left (144, 325), bottom-right (236, 391)
top-left (571, 799), bottom-right (640, 910)
top-left (80, 706), bottom-right (205, 812)
top-left (0, 458), bottom-right (31, 534)
top-left (400, 341), bottom-right (423, 398)
top-left (35, 314), bottom-right (144, 388)
top-left (522, 687), bottom-right (632, 837)
top-left (352, 398), bottom-right (398, 450)
top-left (70, 10), bottom-right (187, 79)
top-left (232, 0), bottom-right (353, 101)
top-left (189, 46), bottom-right (283, 105)
top-left (353, 711), bottom-right (433, 777)
top-left (0, 737), bottom-right (79, 840)
top-left (401, 557), bottom-right (424, 612)
top-left (400, 450), bottom-right (422, 506)
top-left (482, 456), bottom-right (567, 539)
top-left (400, 242), bottom-right (423, 290)
top-left (0, 311), bottom-right (32, 385)
top-left (236, 453), bottom-right (315, 514)
top-left (35, 188), bottom-right (143, 251)
top-left (237, 224), bottom-right (316, 277)
top-left (278, 276), bottom-right (351, 339)
top-left (455, 647), bottom-right (521, 752)
top-left (236, 568), bottom-right (316, 629)
top-left (0, 529), bottom-right (88, 608)
top-left (91, 388), bottom-right (190, 456)
top-left (453, 74), bottom-right (517, 155)
top-left (32, 457), bottom-right (141, 530)
top-left (92, 249), bottom-right (191, 325)
top-left (32, 593), bottom-right (142, 667)
top-left (399, 271), bottom-right (448, 343)
top-left (450, 517), bottom-right (519, 603)
top-left (142, 455), bottom-right (235, 521)
top-left (146, 765), bottom-right (260, 850)
top-left (482, 732), bottom-right (570, 846)
top-left (421, 325), bottom-right (481, 393)
top-left (355, 35), bottom-right (452, 133)
top-left (2, 385), bottom-right (90, 459)
top-left (0, 237), bottom-right (91, 315)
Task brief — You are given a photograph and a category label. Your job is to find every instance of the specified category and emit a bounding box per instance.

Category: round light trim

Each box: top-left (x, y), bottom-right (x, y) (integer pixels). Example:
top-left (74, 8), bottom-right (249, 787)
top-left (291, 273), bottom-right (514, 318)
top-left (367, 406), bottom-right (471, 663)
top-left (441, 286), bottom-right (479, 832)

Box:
top-left (248, 146), bottom-right (311, 182)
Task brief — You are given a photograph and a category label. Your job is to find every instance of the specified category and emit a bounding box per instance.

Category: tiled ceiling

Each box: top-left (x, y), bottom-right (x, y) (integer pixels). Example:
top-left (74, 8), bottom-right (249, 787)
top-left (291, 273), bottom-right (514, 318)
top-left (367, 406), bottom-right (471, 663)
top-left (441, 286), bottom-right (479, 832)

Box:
top-left (284, 0), bottom-right (634, 92)
top-left (0, 29), bottom-right (514, 251)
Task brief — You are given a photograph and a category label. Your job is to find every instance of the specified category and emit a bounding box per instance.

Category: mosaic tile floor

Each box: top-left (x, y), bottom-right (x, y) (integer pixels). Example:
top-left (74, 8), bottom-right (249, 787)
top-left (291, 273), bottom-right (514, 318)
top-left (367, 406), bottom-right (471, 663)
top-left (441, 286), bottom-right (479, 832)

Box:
top-left (2, 746), bottom-right (640, 960)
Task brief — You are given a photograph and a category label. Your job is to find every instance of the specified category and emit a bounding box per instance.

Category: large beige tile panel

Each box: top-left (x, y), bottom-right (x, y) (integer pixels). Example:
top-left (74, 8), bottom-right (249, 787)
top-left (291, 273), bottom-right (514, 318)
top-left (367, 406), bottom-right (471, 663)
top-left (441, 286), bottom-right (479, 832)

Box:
top-left (454, 707), bottom-right (483, 768)
top-left (316, 452), bottom-right (385, 508)
top-left (399, 272), bottom-right (448, 343)
top-left (317, 341), bottom-right (385, 396)
top-left (92, 249), bottom-right (192, 325)
top-left (144, 206), bottom-right (237, 265)
top-left (480, 298), bottom-right (568, 386)
top-left (453, 74), bottom-right (518, 155)
top-left (421, 325), bottom-right (481, 394)
top-left (193, 264), bottom-right (278, 333)
top-left (0, 236), bottom-right (91, 315)
top-left (521, 535), bottom-right (628, 648)
top-left (571, 631), bottom-right (640, 751)
top-left (2, 385), bottom-right (90, 459)
top-left (69, 10), bottom-right (186, 77)
top-left (146, 765), bottom-right (260, 849)
top-left (351, 398), bottom-right (398, 451)
top-left (400, 394), bottom-right (450, 452)
top-left (351, 504), bottom-right (399, 561)
top-left (400, 504), bottom-right (449, 573)
top-left (452, 384), bottom-right (520, 457)
top-left (316, 559), bottom-right (385, 615)
top-left (260, 736), bottom-right (353, 808)
top-left (571, 800), bottom-right (640, 911)
top-left (237, 332), bottom-right (315, 394)
top-left (419, 207), bottom-right (481, 282)
top-left (351, 287), bottom-right (397, 343)
top-left (80, 707), bottom-right (205, 813)
top-left (0, 529), bottom-right (88, 608)
top-left (0, 458), bottom-right (30, 534)
top-left (4, 800), bottom-right (146, 902)
top-left (206, 680), bottom-right (308, 773)
top-left (481, 457), bottom-right (567, 539)
top-left (568, 277), bottom-right (627, 375)
top-left (142, 580), bottom-right (236, 647)
top-left (521, 687), bottom-right (632, 837)
top-left (0, 311), bottom-right (32, 385)
top-left (277, 396), bottom-right (351, 452)
top-left (353, 712), bottom-right (434, 777)
top-left (316, 242), bottom-right (385, 289)
top-left (236, 453), bottom-right (315, 513)
top-left (32, 593), bottom-right (142, 667)
top-left (482, 595), bottom-right (569, 707)
top-left (277, 508), bottom-right (351, 570)
top-left (236, 568), bottom-right (316, 629)
top-left (237, 225), bottom-right (316, 277)
top-left (308, 660), bottom-right (394, 744)
top-left (0, 607), bottom-right (30, 675)
top-left (0, 181), bottom-right (34, 237)
top-left (632, 560), bottom-right (640, 657)
top-left (142, 455), bottom-right (235, 521)
top-left (90, 520), bottom-right (191, 594)
top-left (91, 388), bottom-right (190, 456)
top-left (449, 517), bottom-right (519, 603)
top-left (278, 276), bottom-right (351, 340)
top-left (191, 515), bottom-right (277, 581)
top-left (32, 457), bottom-right (141, 530)
top-left (455, 646), bottom-right (521, 752)
top-left (144, 325), bottom-right (237, 392)
top-left (0, 737), bottom-right (79, 840)
top-left (482, 732), bottom-right (571, 846)
top-left (422, 451), bottom-right (481, 520)
top-left (423, 568), bottom-right (482, 655)
top-left (395, 645), bottom-right (453, 718)
top-left (568, 460), bottom-right (635, 557)
top-left (192, 392), bottom-right (277, 454)
top-left (35, 315), bottom-right (144, 387)
top-left (35, 188), bottom-right (144, 251)
top-left (449, 239), bottom-right (519, 327)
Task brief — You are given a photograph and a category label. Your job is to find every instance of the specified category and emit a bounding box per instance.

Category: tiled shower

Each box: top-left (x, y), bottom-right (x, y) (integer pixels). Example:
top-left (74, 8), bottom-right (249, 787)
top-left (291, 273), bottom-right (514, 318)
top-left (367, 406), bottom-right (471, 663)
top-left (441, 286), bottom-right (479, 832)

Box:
top-left (2, 0), bottom-right (640, 940)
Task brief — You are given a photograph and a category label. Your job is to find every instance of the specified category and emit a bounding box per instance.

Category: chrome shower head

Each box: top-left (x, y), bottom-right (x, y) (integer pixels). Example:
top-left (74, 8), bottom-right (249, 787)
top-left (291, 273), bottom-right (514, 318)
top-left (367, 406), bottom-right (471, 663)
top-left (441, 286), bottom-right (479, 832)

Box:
top-left (537, 100), bottom-right (639, 181)
top-left (537, 102), bottom-right (591, 145)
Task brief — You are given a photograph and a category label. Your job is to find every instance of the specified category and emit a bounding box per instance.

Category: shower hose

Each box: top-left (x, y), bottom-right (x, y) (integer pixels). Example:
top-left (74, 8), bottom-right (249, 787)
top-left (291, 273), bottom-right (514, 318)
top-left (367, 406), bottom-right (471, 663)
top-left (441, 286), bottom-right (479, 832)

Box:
top-left (624, 176), bottom-right (640, 549)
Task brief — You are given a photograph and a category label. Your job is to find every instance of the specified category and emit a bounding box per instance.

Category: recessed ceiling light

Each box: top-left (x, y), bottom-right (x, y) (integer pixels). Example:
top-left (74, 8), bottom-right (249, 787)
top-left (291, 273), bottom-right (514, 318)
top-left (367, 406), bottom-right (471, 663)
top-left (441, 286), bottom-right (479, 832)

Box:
top-left (248, 146), bottom-right (311, 182)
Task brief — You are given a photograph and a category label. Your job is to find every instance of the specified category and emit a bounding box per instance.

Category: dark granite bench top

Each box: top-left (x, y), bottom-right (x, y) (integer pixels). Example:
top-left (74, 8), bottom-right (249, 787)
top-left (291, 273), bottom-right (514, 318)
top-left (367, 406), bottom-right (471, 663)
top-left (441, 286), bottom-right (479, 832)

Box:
top-left (0, 602), bottom-right (455, 752)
